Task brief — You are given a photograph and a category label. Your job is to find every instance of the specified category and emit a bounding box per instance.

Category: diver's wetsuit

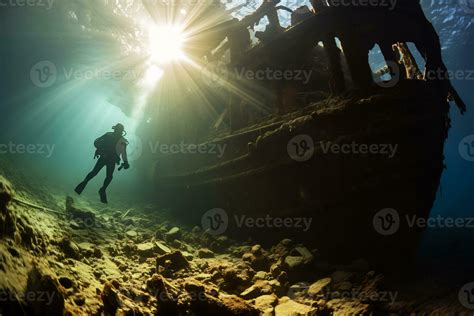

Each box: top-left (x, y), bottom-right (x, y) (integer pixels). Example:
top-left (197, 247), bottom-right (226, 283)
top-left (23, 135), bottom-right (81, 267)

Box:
top-left (75, 132), bottom-right (128, 203)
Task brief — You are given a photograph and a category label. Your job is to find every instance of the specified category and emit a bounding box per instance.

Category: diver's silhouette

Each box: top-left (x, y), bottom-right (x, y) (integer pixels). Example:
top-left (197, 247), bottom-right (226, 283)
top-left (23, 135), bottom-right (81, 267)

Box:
top-left (74, 123), bottom-right (130, 203)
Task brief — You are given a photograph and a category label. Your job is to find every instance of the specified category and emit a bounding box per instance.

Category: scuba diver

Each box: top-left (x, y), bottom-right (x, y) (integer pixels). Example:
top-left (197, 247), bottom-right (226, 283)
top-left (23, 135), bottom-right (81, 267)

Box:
top-left (74, 123), bottom-right (130, 203)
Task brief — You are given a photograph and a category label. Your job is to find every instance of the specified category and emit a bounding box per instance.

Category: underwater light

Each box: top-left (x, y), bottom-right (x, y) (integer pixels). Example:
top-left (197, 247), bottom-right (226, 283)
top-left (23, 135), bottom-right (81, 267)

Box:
top-left (148, 24), bottom-right (186, 64)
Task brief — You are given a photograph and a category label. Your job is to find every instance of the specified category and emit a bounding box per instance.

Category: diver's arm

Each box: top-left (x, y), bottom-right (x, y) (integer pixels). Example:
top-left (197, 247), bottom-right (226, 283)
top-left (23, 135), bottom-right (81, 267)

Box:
top-left (119, 138), bottom-right (130, 169)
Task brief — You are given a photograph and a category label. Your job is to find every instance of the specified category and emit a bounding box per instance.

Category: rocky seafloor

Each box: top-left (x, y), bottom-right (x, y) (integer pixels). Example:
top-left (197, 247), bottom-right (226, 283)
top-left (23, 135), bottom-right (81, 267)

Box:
top-left (0, 171), bottom-right (469, 315)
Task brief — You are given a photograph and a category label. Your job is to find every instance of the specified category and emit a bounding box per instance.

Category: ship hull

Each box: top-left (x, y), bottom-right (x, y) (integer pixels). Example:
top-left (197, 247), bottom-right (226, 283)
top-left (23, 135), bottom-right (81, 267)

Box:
top-left (154, 81), bottom-right (449, 265)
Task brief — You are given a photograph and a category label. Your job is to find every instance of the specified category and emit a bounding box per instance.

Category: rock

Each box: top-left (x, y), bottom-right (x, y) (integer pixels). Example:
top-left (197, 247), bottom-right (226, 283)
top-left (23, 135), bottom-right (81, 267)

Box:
top-left (284, 247), bottom-right (313, 269)
top-left (156, 251), bottom-right (189, 271)
top-left (242, 251), bottom-right (270, 271)
top-left (101, 282), bottom-right (121, 315)
top-left (219, 294), bottom-right (259, 315)
top-left (186, 282), bottom-right (258, 316)
top-left (146, 274), bottom-right (180, 314)
top-left (65, 196), bottom-right (96, 225)
top-left (240, 280), bottom-right (274, 299)
top-left (198, 248), bottom-right (214, 258)
top-left (251, 244), bottom-right (262, 255)
top-left (288, 282), bottom-right (310, 299)
top-left (331, 271), bottom-right (353, 284)
top-left (326, 298), bottom-right (370, 315)
top-left (274, 297), bottom-right (315, 316)
top-left (69, 221), bottom-right (82, 230)
top-left (252, 271), bottom-right (268, 282)
top-left (137, 242), bottom-right (155, 257)
top-left (221, 266), bottom-right (252, 292)
top-left (0, 176), bottom-right (13, 210)
top-left (270, 260), bottom-right (287, 277)
top-left (254, 294), bottom-right (277, 314)
top-left (125, 230), bottom-right (138, 238)
top-left (242, 252), bottom-right (256, 263)
top-left (26, 265), bottom-right (65, 316)
top-left (307, 278), bottom-right (331, 298)
top-left (59, 237), bottom-right (81, 260)
top-left (165, 227), bottom-right (180, 240)
top-left (154, 241), bottom-right (171, 254)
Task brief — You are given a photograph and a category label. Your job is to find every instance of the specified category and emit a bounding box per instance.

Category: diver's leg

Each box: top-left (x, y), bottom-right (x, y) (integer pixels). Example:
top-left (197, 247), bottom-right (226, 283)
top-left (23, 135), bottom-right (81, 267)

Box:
top-left (99, 161), bottom-right (116, 203)
top-left (75, 158), bottom-right (105, 194)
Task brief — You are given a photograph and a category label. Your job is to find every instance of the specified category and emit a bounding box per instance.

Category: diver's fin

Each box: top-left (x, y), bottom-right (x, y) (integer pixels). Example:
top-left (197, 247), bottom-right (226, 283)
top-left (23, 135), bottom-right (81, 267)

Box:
top-left (99, 188), bottom-right (108, 204)
top-left (74, 182), bottom-right (86, 195)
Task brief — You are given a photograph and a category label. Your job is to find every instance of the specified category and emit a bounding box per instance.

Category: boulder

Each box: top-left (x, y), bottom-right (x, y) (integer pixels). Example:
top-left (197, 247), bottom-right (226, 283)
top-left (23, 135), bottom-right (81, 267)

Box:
top-left (101, 282), bottom-right (121, 315)
top-left (26, 265), bottom-right (65, 316)
top-left (136, 242), bottom-right (155, 257)
top-left (125, 230), bottom-right (138, 238)
top-left (274, 297), bottom-right (315, 316)
top-left (198, 248), bottom-right (215, 258)
top-left (308, 278), bottom-right (332, 297)
top-left (165, 227), bottom-right (181, 240)
top-left (240, 280), bottom-right (274, 299)
top-left (254, 294), bottom-right (277, 314)
top-left (154, 241), bottom-right (171, 254)
top-left (326, 298), bottom-right (370, 315)
top-left (156, 251), bottom-right (189, 271)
